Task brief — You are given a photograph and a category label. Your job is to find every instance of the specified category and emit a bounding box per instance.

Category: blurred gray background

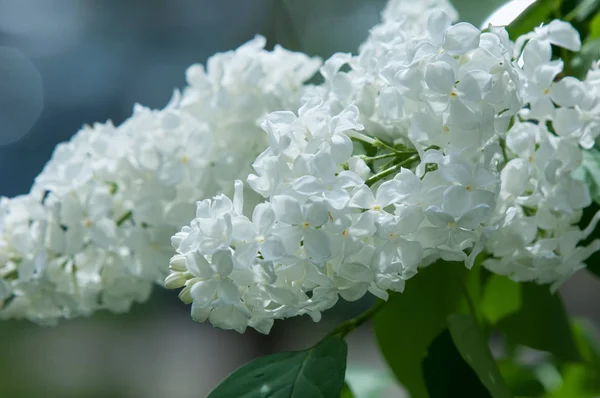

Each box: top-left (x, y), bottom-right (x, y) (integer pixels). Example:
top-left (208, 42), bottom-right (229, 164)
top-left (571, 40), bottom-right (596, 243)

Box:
top-left (0, 1), bottom-right (598, 397)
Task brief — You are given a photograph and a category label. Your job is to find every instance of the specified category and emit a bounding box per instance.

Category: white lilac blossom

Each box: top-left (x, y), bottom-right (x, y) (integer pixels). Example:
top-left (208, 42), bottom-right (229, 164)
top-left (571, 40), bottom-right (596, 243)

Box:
top-left (180, 35), bottom-right (322, 196)
top-left (2, 0), bottom-right (600, 331)
top-left (168, 4), bottom-right (600, 333)
top-left (483, 27), bottom-right (600, 291)
top-left (0, 36), bottom-right (320, 324)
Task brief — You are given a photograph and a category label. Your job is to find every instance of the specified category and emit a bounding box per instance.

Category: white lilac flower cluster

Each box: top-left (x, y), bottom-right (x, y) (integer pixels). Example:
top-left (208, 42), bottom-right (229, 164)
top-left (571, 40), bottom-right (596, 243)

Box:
top-left (167, 7), bottom-right (600, 333)
top-left (485, 22), bottom-right (600, 290)
top-left (0, 36), bottom-right (320, 324)
top-left (2, 0), bottom-right (600, 332)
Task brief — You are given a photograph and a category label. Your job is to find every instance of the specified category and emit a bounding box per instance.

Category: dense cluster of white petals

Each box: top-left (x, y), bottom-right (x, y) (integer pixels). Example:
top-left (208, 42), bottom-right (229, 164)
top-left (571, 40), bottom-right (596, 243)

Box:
top-left (2, 0), bottom-right (600, 331)
top-left (168, 4), bottom-right (600, 333)
top-left (0, 36), bottom-right (320, 323)
top-left (484, 25), bottom-right (600, 290)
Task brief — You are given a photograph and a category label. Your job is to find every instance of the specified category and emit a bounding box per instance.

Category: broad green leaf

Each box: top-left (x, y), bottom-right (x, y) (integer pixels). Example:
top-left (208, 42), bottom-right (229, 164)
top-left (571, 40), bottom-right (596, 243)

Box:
top-left (497, 360), bottom-right (545, 397)
top-left (447, 314), bottom-right (512, 398)
top-left (591, 11), bottom-right (600, 37)
top-left (422, 329), bottom-right (491, 398)
top-left (506, 0), bottom-right (560, 40)
top-left (208, 336), bottom-right (347, 398)
top-left (496, 283), bottom-right (581, 362)
top-left (374, 261), bottom-right (480, 398)
top-left (481, 274), bottom-right (522, 325)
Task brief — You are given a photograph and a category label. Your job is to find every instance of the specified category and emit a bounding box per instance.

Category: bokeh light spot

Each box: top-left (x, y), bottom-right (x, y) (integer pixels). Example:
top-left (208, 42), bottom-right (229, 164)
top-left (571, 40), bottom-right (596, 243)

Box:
top-left (0, 46), bottom-right (43, 145)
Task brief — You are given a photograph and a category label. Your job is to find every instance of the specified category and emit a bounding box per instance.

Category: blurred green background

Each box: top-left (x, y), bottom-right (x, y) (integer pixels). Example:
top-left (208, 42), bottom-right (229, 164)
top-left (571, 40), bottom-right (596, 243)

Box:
top-left (0, 1), bottom-right (599, 397)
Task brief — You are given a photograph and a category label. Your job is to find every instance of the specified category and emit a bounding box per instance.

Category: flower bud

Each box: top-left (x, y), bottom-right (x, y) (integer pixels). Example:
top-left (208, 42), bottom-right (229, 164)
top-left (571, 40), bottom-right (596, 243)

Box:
top-left (178, 283), bottom-right (194, 304)
top-left (169, 254), bottom-right (187, 272)
top-left (164, 272), bottom-right (187, 289)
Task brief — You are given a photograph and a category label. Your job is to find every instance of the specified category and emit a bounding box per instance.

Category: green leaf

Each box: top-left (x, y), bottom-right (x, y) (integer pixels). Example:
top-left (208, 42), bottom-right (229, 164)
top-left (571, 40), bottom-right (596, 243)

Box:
top-left (447, 314), bottom-right (512, 398)
top-left (422, 329), bottom-right (491, 398)
top-left (496, 283), bottom-right (581, 362)
top-left (374, 261), bottom-right (480, 398)
top-left (506, 0), bottom-right (560, 40)
top-left (497, 360), bottom-right (545, 397)
top-left (481, 274), bottom-right (522, 325)
top-left (208, 336), bottom-right (347, 398)
top-left (591, 11), bottom-right (600, 37)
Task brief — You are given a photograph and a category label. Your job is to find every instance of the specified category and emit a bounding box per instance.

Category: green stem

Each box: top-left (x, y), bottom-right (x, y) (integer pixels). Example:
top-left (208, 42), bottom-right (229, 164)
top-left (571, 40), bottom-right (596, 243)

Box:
top-left (365, 155), bottom-right (418, 186)
top-left (499, 138), bottom-right (509, 164)
top-left (116, 210), bottom-right (133, 226)
top-left (327, 296), bottom-right (391, 338)
top-left (379, 158), bottom-right (398, 173)
top-left (359, 153), bottom-right (399, 162)
top-left (347, 131), bottom-right (376, 145)
top-left (373, 138), bottom-right (403, 153)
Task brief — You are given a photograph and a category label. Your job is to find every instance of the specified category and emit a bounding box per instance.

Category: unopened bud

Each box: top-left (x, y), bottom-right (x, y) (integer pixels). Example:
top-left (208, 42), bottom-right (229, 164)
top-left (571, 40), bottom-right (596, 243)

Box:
top-left (178, 283), bottom-right (194, 304)
top-left (169, 254), bottom-right (187, 272)
top-left (164, 272), bottom-right (187, 289)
